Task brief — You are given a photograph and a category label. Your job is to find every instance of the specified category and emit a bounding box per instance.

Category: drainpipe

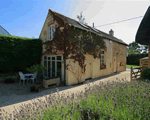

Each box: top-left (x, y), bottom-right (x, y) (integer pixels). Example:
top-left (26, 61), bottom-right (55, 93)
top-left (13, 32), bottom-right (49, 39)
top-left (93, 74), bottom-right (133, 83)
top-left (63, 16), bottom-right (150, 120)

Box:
top-left (63, 25), bottom-right (66, 85)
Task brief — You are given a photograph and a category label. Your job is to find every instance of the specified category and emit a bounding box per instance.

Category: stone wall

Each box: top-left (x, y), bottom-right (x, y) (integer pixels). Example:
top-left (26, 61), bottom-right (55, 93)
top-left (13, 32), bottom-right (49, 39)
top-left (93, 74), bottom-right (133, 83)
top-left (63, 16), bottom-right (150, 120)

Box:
top-left (65, 39), bottom-right (127, 85)
top-left (112, 41), bottom-right (126, 73)
top-left (39, 11), bottom-right (59, 54)
top-left (140, 58), bottom-right (148, 70)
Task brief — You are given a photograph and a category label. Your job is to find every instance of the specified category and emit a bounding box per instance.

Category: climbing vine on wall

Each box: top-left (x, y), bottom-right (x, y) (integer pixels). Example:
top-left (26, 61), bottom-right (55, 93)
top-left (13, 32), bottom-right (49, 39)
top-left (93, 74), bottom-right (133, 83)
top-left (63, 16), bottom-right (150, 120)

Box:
top-left (44, 23), bottom-right (107, 74)
top-left (44, 10), bottom-right (107, 76)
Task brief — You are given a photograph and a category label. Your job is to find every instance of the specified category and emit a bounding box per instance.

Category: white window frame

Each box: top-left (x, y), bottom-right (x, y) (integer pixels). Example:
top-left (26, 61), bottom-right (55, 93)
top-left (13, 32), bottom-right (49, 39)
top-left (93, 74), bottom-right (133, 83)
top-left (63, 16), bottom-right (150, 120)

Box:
top-left (50, 25), bottom-right (54, 40)
top-left (100, 51), bottom-right (105, 65)
top-left (43, 55), bottom-right (63, 79)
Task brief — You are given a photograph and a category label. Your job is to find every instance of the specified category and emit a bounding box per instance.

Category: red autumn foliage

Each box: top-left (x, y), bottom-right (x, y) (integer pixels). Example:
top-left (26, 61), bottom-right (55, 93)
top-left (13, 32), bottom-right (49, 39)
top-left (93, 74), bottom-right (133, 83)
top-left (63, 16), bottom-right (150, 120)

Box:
top-left (44, 10), bottom-right (107, 81)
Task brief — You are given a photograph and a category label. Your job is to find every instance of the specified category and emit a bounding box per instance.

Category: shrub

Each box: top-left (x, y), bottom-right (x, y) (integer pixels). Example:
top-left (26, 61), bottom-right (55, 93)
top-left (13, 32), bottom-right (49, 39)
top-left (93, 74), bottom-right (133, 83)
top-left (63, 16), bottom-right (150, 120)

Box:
top-left (4, 78), bottom-right (15, 83)
top-left (0, 34), bottom-right (42, 73)
top-left (26, 64), bottom-right (46, 73)
top-left (27, 64), bottom-right (46, 79)
top-left (141, 68), bottom-right (150, 81)
top-left (30, 85), bottom-right (36, 92)
top-left (1, 79), bottom-right (150, 119)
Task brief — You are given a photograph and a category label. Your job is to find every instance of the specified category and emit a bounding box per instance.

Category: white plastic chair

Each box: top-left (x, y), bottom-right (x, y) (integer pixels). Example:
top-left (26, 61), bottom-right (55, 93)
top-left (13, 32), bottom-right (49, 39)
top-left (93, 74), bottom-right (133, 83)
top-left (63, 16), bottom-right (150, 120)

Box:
top-left (29, 71), bottom-right (38, 84)
top-left (18, 71), bottom-right (28, 85)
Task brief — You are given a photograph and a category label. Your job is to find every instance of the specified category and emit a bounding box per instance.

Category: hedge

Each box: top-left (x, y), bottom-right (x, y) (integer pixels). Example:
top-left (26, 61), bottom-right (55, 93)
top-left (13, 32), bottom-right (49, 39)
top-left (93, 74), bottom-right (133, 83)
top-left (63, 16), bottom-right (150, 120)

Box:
top-left (127, 53), bottom-right (148, 66)
top-left (0, 35), bottom-right (43, 73)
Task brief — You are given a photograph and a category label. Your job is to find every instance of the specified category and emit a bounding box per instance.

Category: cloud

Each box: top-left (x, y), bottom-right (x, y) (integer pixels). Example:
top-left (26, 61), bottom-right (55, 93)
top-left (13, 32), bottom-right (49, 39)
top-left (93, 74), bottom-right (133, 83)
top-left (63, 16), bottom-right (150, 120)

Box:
top-left (69, 0), bottom-right (150, 44)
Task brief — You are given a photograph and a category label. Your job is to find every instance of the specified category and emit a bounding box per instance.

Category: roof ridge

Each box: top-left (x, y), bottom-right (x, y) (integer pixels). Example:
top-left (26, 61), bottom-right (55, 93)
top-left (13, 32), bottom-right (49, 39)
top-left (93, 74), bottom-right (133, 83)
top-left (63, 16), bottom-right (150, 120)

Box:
top-left (49, 9), bottom-right (79, 24)
top-left (48, 9), bottom-right (128, 46)
top-left (0, 25), bottom-right (11, 35)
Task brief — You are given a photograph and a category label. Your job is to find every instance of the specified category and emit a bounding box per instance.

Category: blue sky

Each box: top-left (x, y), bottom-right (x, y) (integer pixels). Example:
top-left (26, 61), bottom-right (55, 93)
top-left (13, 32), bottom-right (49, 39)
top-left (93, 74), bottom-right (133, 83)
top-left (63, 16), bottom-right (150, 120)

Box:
top-left (1, 0), bottom-right (150, 44)
top-left (1, 0), bottom-right (77, 38)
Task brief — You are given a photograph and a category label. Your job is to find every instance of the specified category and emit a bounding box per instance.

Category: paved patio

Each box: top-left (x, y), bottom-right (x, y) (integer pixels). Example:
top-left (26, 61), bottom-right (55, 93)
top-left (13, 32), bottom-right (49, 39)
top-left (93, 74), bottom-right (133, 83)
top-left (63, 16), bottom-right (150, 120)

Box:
top-left (0, 69), bottom-right (130, 116)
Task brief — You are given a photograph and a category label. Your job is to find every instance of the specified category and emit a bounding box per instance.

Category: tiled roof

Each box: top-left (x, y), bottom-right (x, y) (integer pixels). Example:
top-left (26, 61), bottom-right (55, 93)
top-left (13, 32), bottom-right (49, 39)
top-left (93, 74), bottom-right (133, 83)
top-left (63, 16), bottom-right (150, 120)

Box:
top-left (50, 9), bottom-right (128, 46)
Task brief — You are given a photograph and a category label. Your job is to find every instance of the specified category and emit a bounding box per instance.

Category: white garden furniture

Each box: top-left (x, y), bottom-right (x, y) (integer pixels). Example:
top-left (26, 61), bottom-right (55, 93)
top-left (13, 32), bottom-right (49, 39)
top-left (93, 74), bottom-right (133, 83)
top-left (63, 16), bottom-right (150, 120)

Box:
top-left (24, 73), bottom-right (33, 83)
top-left (18, 71), bottom-right (28, 85)
top-left (29, 72), bottom-right (38, 84)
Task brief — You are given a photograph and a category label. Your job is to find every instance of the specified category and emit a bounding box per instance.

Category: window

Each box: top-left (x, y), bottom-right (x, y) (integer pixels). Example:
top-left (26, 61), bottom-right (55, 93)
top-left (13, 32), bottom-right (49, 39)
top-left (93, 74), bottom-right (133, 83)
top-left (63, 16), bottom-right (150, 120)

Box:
top-left (100, 51), bottom-right (106, 69)
top-left (100, 51), bottom-right (105, 65)
top-left (50, 25), bottom-right (54, 40)
top-left (57, 56), bottom-right (61, 60)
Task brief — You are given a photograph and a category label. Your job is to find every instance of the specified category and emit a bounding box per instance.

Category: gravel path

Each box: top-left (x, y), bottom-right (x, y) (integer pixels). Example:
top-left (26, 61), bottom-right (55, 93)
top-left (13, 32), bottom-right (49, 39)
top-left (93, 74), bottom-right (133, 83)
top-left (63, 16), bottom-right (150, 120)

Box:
top-left (0, 70), bottom-right (130, 115)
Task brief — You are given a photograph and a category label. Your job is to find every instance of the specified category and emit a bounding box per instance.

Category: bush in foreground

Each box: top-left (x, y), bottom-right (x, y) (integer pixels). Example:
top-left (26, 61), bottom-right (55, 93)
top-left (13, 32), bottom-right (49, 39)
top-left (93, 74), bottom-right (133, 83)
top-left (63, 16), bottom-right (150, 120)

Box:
top-left (1, 78), bottom-right (150, 120)
top-left (141, 68), bottom-right (150, 81)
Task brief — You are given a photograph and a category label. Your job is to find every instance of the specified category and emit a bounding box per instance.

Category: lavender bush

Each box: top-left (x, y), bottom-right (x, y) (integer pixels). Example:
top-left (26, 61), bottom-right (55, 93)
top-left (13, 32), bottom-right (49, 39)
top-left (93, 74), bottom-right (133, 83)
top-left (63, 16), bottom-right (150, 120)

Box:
top-left (0, 78), bottom-right (150, 120)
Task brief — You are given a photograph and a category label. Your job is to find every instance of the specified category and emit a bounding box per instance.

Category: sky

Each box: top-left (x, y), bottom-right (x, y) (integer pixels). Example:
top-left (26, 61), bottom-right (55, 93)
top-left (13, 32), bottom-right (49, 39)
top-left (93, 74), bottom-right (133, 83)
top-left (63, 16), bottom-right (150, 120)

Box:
top-left (1, 0), bottom-right (150, 45)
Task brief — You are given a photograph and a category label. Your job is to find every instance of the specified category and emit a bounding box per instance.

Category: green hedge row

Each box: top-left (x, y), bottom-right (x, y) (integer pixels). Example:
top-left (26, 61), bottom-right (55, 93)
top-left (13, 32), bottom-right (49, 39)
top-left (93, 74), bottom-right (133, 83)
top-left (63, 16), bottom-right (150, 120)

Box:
top-left (0, 35), bottom-right (43, 73)
top-left (127, 53), bottom-right (148, 65)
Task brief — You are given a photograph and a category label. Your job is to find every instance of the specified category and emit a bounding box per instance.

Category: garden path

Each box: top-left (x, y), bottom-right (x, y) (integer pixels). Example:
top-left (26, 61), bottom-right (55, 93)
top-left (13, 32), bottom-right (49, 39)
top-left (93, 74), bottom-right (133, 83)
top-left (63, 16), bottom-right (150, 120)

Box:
top-left (0, 69), bottom-right (130, 115)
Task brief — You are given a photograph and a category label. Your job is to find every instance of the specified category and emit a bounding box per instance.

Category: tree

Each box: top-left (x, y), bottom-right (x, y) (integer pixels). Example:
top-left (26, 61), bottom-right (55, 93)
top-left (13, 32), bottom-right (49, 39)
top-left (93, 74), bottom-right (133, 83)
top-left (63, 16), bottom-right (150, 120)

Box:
top-left (127, 42), bottom-right (141, 54)
top-left (77, 12), bottom-right (87, 24)
top-left (127, 41), bottom-right (149, 54)
top-left (140, 45), bottom-right (148, 53)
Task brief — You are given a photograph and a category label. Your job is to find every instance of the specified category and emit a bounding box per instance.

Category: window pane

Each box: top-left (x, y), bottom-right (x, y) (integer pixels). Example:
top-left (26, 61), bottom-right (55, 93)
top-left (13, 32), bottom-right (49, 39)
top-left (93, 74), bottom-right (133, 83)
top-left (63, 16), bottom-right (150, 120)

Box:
top-left (101, 51), bottom-right (104, 54)
top-left (57, 56), bottom-right (61, 60)
top-left (48, 57), bottom-right (51, 60)
top-left (44, 56), bottom-right (47, 60)
top-left (50, 27), bottom-right (51, 40)
top-left (44, 61), bottom-right (47, 76)
top-left (52, 61), bottom-right (55, 78)
top-left (51, 26), bottom-right (54, 40)
top-left (48, 61), bottom-right (51, 78)
top-left (52, 57), bottom-right (55, 60)
top-left (57, 62), bottom-right (61, 79)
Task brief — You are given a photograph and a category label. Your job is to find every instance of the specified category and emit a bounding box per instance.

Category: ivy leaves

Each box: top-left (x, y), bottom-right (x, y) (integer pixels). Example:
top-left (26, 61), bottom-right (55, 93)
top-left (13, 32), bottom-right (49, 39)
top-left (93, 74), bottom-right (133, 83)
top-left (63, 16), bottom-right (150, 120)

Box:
top-left (45, 24), bottom-right (107, 73)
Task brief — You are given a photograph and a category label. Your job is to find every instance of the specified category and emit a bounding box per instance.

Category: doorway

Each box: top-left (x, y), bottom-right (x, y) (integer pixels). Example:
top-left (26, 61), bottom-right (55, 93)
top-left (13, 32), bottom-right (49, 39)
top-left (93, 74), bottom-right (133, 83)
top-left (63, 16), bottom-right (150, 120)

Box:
top-left (43, 55), bottom-right (63, 81)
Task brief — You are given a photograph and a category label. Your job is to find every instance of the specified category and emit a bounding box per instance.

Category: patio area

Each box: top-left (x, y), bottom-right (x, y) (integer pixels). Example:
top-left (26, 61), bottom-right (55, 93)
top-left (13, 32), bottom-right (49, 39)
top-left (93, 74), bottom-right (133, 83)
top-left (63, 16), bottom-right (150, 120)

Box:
top-left (0, 80), bottom-right (72, 107)
top-left (0, 70), bottom-right (131, 116)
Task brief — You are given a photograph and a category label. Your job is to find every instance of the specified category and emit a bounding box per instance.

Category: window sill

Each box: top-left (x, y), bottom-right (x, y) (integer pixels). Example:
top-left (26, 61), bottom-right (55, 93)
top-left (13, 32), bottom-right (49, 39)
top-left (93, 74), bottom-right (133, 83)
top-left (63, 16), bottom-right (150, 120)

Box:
top-left (100, 67), bottom-right (106, 70)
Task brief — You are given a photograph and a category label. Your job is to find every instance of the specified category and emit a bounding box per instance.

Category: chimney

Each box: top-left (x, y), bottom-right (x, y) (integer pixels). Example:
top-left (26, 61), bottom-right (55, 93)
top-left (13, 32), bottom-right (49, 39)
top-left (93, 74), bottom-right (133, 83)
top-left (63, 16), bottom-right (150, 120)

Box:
top-left (93, 23), bottom-right (94, 28)
top-left (109, 29), bottom-right (114, 36)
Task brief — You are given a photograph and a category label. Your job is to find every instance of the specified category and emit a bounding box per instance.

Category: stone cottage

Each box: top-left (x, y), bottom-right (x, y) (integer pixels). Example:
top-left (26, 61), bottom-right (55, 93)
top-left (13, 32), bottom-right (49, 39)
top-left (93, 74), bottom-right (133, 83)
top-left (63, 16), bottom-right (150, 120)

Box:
top-left (39, 9), bottom-right (128, 85)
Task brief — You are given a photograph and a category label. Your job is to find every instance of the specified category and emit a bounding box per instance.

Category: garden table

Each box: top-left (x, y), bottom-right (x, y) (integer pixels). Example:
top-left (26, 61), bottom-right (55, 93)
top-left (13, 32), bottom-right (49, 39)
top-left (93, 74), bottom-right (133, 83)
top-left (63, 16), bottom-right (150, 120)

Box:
top-left (24, 73), bottom-right (33, 83)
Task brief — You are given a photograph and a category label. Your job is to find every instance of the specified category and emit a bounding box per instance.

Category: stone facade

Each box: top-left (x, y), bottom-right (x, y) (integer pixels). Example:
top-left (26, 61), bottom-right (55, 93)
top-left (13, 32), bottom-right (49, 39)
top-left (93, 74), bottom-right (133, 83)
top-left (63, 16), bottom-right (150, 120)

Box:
top-left (140, 57), bottom-right (148, 70)
top-left (39, 10), bottom-right (127, 86)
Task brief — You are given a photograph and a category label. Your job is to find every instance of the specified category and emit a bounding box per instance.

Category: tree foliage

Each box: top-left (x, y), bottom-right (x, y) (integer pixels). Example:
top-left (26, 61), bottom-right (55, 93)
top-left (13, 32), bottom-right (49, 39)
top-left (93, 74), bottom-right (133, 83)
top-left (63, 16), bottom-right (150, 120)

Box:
top-left (127, 42), bottom-right (141, 54)
top-left (77, 12), bottom-right (87, 24)
top-left (127, 41), bottom-right (149, 54)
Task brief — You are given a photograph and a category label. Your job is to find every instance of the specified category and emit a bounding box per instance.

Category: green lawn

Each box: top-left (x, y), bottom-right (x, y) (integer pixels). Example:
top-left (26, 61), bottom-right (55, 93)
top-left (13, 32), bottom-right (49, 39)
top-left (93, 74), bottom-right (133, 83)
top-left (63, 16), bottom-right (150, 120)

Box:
top-left (126, 64), bottom-right (140, 68)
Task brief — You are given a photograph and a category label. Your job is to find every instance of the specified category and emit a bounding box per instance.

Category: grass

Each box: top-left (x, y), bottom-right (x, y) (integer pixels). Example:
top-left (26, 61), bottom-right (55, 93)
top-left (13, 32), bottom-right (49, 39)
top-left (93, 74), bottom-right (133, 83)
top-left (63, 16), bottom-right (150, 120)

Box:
top-left (1, 78), bottom-right (150, 120)
top-left (38, 80), bottom-right (150, 120)
top-left (126, 64), bottom-right (140, 68)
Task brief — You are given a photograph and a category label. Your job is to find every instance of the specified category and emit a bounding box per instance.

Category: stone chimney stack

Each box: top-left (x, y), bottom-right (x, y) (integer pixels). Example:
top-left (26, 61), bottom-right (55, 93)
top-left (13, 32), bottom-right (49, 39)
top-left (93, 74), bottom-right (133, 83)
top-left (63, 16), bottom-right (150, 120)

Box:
top-left (109, 29), bottom-right (114, 36)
